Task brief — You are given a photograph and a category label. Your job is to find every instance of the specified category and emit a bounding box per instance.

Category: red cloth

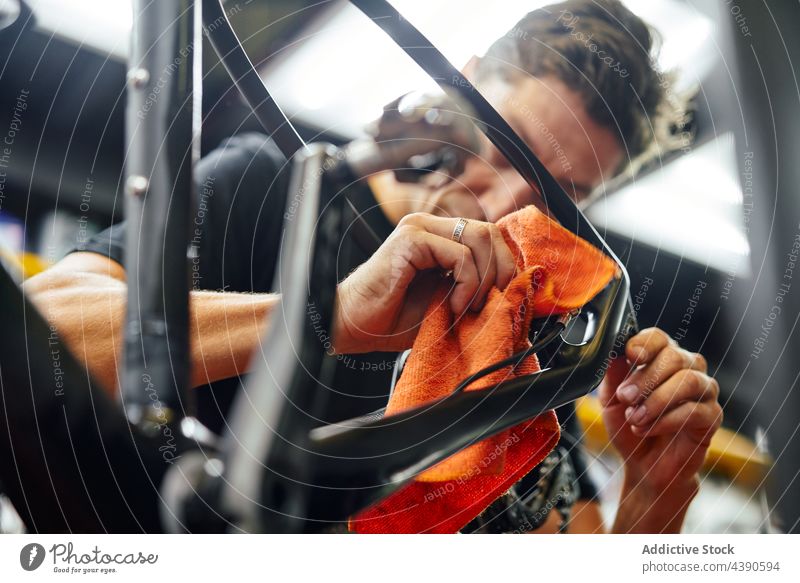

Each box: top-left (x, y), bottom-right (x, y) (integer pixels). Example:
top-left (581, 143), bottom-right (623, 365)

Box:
top-left (350, 205), bottom-right (618, 533)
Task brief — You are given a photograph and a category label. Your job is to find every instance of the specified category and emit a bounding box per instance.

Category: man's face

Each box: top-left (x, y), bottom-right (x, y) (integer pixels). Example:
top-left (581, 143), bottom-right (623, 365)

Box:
top-left (437, 75), bottom-right (625, 222)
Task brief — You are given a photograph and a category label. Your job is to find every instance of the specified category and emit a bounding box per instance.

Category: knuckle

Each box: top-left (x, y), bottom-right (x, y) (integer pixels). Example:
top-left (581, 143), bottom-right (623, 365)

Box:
top-left (694, 371), bottom-right (712, 393)
top-left (690, 351), bottom-right (708, 371)
top-left (679, 369), bottom-right (703, 391)
top-left (398, 212), bottom-right (426, 228)
top-left (473, 222), bottom-right (492, 243)
top-left (663, 348), bottom-right (686, 370)
top-left (714, 403), bottom-right (724, 427)
top-left (686, 369), bottom-right (715, 396)
top-left (708, 377), bottom-right (721, 399)
top-left (392, 224), bottom-right (419, 241)
top-left (632, 327), bottom-right (664, 348)
top-left (703, 401), bottom-right (723, 429)
top-left (386, 236), bottom-right (418, 265)
top-left (654, 327), bottom-right (675, 347)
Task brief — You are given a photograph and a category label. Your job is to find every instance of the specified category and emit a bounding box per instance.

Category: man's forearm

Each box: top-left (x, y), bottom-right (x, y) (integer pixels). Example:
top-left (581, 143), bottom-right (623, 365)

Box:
top-left (24, 268), bottom-right (128, 393)
top-left (189, 290), bottom-right (278, 387)
top-left (613, 470), bottom-right (698, 533)
top-left (25, 267), bottom-right (279, 393)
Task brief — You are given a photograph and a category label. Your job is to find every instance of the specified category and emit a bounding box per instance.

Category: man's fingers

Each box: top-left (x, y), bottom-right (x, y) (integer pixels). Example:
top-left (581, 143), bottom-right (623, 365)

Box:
top-left (463, 220), bottom-right (516, 309)
top-left (630, 400), bottom-right (723, 444)
top-left (406, 230), bottom-right (480, 315)
top-left (625, 327), bottom-right (674, 364)
top-left (598, 356), bottom-right (632, 407)
top-left (616, 345), bottom-right (707, 405)
top-left (494, 232), bottom-right (516, 290)
top-left (463, 221), bottom-right (497, 310)
top-left (398, 213), bottom-right (516, 309)
top-left (625, 369), bottom-right (720, 428)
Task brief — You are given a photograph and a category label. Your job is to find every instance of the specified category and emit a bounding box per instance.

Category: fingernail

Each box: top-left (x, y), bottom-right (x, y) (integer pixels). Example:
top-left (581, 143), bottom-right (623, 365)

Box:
top-left (617, 383), bottom-right (640, 403)
top-left (628, 404), bottom-right (647, 425)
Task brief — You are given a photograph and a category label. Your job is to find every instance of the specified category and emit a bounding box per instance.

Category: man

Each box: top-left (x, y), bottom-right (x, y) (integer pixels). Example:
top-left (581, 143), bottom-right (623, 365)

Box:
top-left (25, 0), bottom-right (721, 533)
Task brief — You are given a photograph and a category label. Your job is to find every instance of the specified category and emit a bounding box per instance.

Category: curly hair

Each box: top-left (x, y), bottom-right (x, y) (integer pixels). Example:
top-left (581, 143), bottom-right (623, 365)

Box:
top-left (476, 0), bottom-right (679, 163)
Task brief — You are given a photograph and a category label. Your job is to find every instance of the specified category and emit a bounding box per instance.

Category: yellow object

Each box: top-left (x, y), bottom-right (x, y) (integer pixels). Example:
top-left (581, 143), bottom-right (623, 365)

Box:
top-left (0, 249), bottom-right (50, 280)
top-left (17, 251), bottom-right (50, 278)
top-left (575, 395), bottom-right (772, 489)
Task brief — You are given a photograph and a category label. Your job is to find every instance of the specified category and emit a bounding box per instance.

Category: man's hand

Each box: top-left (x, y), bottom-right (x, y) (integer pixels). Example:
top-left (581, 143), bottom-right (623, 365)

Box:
top-left (598, 328), bottom-right (723, 532)
top-left (333, 213), bottom-right (515, 354)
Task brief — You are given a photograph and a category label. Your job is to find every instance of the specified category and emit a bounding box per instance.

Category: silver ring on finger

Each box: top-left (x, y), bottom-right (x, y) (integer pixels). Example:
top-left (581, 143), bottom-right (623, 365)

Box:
top-left (451, 218), bottom-right (468, 244)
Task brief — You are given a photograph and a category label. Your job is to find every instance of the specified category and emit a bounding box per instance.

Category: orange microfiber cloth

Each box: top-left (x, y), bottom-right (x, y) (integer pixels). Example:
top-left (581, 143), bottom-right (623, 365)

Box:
top-left (350, 204), bottom-right (618, 534)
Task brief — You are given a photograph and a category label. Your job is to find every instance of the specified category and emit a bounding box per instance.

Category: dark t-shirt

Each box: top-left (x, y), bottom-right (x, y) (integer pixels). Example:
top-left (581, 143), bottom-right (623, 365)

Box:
top-left (78, 132), bottom-right (598, 508)
top-left (81, 133), bottom-right (399, 431)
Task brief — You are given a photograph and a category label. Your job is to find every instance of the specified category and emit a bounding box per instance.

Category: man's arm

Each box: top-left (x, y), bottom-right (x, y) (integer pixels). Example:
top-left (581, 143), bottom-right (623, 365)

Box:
top-left (554, 329), bottom-right (719, 535)
top-left (561, 475), bottom-right (696, 534)
top-left (599, 329), bottom-right (722, 533)
top-left (23, 252), bottom-right (279, 394)
top-left (24, 214), bottom-right (515, 396)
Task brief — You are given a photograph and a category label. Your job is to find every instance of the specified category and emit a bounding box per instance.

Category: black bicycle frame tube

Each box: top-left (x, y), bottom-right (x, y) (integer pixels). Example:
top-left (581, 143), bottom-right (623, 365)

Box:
top-left (202, 0), bottom-right (305, 158)
top-left (0, 264), bottom-right (170, 532)
top-left (220, 144), bottom-right (350, 532)
top-left (349, 0), bottom-right (616, 256)
top-left (202, 0), bottom-right (385, 254)
top-left (212, 0), bottom-right (638, 529)
top-left (349, 0), bottom-right (639, 352)
top-left (302, 275), bottom-right (632, 520)
top-left (122, 0), bottom-right (200, 425)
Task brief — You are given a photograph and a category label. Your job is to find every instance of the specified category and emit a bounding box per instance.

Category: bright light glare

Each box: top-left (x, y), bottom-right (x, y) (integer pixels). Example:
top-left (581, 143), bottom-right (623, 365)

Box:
top-left (262, 0), bottom-right (715, 137)
top-left (26, 0), bottom-right (131, 60)
top-left (24, 0), bottom-right (743, 271)
top-left (264, 0), bottom-right (549, 136)
top-left (586, 133), bottom-right (751, 274)
top-left (263, 0), bottom-right (743, 270)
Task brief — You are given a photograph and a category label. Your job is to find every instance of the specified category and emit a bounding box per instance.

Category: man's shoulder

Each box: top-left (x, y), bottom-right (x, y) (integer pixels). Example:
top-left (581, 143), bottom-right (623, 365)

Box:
top-left (72, 133), bottom-right (293, 267)
top-left (196, 132), bottom-right (292, 190)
